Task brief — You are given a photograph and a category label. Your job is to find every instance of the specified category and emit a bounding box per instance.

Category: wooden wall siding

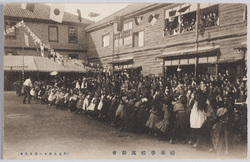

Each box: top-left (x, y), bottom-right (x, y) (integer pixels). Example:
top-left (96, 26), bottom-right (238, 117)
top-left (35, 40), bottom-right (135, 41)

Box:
top-left (86, 3), bottom-right (247, 75)
top-left (87, 25), bottom-right (113, 59)
top-left (219, 4), bottom-right (245, 25)
top-left (4, 47), bottom-right (88, 60)
top-left (4, 21), bottom-right (88, 50)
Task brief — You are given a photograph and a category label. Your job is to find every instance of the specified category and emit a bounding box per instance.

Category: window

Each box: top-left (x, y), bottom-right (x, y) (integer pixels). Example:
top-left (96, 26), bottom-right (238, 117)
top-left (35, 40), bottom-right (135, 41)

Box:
top-left (5, 21), bottom-right (16, 39)
top-left (68, 54), bottom-right (78, 59)
top-left (114, 33), bottom-right (123, 47)
top-left (164, 15), bottom-right (179, 36)
top-left (123, 21), bottom-right (132, 31)
top-left (102, 34), bottom-right (110, 47)
top-left (68, 27), bottom-right (78, 43)
top-left (48, 26), bottom-right (58, 42)
top-left (199, 4), bottom-right (219, 28)
top-left (164, 3), bottom-right (219, 36)
top-left (180, 11), bottom-right (196, 33)
top-left (123, 22), bottom-right (133, 45)
top-left (133, 31), bottom-right (144, 47)
top-left (164, 4), bottom-right (197, 36)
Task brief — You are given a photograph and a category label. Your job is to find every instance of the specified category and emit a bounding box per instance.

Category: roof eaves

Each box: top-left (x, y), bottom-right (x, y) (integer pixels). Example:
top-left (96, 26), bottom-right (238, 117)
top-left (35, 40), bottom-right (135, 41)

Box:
top-left (85, 3), bottom-right (172, 33)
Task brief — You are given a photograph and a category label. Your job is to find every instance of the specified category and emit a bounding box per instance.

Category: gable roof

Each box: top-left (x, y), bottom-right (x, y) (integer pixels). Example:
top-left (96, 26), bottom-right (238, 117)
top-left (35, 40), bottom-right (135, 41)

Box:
top-left (85, 3), bottom-right (157, 31)
top-left (4, 3), bottom-right (94, 24)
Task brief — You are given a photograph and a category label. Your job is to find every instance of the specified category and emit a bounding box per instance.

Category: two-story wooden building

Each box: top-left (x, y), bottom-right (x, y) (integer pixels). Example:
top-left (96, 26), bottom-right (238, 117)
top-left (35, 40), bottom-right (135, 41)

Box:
top-left (4, 3), bottom-right (94, 60)
top-left (4, 3), bottom-right (94, 90)
top-left (85, 3), bottom-right (247, 79)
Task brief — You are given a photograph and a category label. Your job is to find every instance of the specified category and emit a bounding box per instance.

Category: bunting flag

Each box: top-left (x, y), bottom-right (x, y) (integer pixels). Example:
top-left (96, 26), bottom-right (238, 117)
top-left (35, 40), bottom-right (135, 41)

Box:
top-left (50, 4), bottom-right (65, 23)
top-left (171, 16), bottom-right (179, 28)
top-left (40, 43), bottom-right (45, 57)
top-left (4, 20), bottom-right (96, 71)
top-left (88, 12), bottom-right (100, 17)
top-left (169, 10), bottom-right (177, 17)
top-left (114, 16), bottom-right (123, 32)
top-left (77, 9), bottom-right (82, 22)
top-left (148, 14), bottom-right (160, 25)
top-left (24, 33), bottom-right (29, 46)
top-left (21, 3), bottom-right (35, 12)
top-left (178, 5), bottom-right (191, 13)
top-left (134, 16), bottom-right (143, 25)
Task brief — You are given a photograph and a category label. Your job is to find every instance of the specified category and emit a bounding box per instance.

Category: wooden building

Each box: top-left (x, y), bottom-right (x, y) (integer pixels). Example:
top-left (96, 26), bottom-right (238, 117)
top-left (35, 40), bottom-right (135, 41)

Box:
top-left (85, 3), bottom-right (247, 79)
top-left (4, 3), bottom-right (94, 60)
top-left (4, 3), bottom-right (94, 90)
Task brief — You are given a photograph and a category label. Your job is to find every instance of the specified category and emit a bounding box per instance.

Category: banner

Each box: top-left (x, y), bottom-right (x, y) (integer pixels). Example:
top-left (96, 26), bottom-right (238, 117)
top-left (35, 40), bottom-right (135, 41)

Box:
top-left (134, 16), bottom-right (143, 25)
top-left (88, 12), bottom-right (100, 17)
top-left (24, 33), bottom-right (29, 47)
top-left (77, 9), bottom-right (82, 22)
top-left (3, 20), bottom-right (97, 72)
top-left (50, 4), bottom-right (65, 23)
top-left (21, 3), bottom-right (35, 12)
top-left (114, 16), bottom-right (123, 32)
top-left (40, 43), bottom-right (44, 57)
top-left (148, 14), bottom-right (160, 25)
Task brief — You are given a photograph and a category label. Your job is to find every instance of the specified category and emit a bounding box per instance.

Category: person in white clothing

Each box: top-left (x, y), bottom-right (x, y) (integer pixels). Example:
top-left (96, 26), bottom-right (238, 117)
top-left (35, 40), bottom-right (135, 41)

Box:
top-left (23, 76), bottom-right (33, 104)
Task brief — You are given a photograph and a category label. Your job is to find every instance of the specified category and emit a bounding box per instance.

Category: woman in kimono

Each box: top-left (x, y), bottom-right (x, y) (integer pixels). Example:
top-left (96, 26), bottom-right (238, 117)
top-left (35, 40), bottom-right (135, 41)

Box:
top-left (155, 86), bottom-right (173, 140)
top-left (123, 90), bottom-right (137, 132)
top-left (146, 92), bottom-right (163, 135)
top-left (87, 92), bottom-right (100, 118)
top-left (108, 94), bottom-right (119, 123)
top-left (97, 91), bottom-right (105, 119)
top-left (211, 107), bottom-right (229, 155)
top-left (48, 87), bottom-right (57, 106)
top-left (82, 92), bottom-right (91, 114)
top-left (55, 88), bottom-right (66, 109)
top-left (100, 92), bottom-right (112, 121)
top-left (75, 91), bottom-right (85, 114)
top-left (201, 96), bottom-right (217, 151)
top-left (170, 95), bottom-right (190, 143)
top-left (136, 85), bottom-right (152, 133)
top-left (111, 92), bottom-right (129, 130)
top-left (67, 89), bottom-right (79, 112)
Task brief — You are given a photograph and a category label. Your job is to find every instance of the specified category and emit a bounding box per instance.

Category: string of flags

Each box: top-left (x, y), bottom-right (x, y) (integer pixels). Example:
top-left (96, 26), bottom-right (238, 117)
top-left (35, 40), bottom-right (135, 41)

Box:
top-left (88, 12), bottom-right (100, 17)
top-left (148, 14), bottom-right (160, 25)
top-left (134, 16), bottom-right (143, 25)
top-left (4, 20), bottom-right (101, 72)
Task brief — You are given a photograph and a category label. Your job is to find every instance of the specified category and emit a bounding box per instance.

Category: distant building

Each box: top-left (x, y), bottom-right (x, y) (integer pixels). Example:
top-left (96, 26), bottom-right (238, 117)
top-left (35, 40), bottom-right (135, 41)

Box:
top-left (85, 3), bottom-right (247, 78)
top-left (4, 3), bottom-right (94, 60)
top-left (4, 3), bottom-right (94, 90)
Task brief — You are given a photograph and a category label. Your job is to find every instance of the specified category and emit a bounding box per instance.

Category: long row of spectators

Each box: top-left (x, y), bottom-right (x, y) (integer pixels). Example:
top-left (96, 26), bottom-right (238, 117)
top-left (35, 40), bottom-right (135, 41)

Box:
top-left (16, 71), bottom-right (247, 155)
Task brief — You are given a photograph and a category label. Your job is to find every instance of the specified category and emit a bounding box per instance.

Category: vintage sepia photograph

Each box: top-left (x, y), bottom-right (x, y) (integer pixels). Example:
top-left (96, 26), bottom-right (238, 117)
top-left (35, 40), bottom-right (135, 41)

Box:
top-left (2, 2), bottom-right (248, 159)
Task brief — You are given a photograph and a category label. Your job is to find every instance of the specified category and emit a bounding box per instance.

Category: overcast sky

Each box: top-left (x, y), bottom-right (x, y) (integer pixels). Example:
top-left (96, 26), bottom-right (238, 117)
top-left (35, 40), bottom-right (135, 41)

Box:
top-left (48, 3), bottom-right (130, 22)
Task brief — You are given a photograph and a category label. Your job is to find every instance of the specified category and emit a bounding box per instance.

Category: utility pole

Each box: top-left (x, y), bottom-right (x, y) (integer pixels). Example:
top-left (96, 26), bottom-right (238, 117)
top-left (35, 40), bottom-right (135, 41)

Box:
top-left (194, 3), bottom-right (200, 79)
top-left (20, 17), bottom-right (25, 83)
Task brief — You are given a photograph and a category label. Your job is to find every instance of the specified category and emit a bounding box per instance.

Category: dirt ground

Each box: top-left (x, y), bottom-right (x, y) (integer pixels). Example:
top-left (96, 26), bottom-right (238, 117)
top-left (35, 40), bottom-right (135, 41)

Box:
top-left (3, 91), bottom-right (248, 160)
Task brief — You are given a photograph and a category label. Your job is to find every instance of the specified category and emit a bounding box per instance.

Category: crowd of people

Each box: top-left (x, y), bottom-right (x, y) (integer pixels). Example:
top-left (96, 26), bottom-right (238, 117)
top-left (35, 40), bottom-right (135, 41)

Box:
top-left (164, 11), bottom-right (219, 36)
top-left (16, 71), bottom-right (247, 155)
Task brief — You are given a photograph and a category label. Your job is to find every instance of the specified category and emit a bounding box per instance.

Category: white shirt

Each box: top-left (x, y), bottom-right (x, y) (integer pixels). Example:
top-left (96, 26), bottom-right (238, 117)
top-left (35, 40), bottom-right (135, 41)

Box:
top-left (23, 78), bottom-right (32, 87)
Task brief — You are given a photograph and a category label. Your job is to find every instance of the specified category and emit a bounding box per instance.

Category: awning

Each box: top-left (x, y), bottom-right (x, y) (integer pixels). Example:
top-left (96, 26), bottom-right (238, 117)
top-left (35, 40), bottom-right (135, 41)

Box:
top-left (158, 45), bottom-right (220, 59)
top-left (234, 42), bottom-right (247, 50)
top-left (4, 56), bottom-right (38, 71)
top-left (214, 57), bottom-right (243, 64)
top-left (111, 66), bottom-right (142, 72)
top-left (108, 58), bottom-right (133, 65)
top-left (4, 56), bottom-right (87, 73)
